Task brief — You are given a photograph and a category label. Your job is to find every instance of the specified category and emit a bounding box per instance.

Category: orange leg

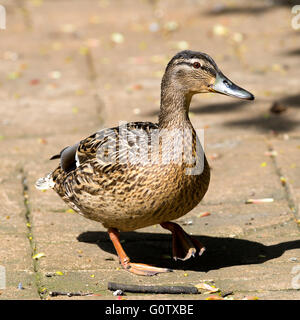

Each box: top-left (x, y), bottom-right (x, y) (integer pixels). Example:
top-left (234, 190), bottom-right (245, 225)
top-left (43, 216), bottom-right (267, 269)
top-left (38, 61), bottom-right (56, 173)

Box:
top-left (161, 221), bottom-right (205, 261)
top-left (108, 228), bottom-right (172, 276)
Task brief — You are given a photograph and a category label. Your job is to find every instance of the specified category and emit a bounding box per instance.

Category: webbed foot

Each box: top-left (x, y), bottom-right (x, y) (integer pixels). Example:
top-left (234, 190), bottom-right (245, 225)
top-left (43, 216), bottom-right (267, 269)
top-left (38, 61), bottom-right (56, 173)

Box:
top-left (160, 221), bottom-right (205, 261)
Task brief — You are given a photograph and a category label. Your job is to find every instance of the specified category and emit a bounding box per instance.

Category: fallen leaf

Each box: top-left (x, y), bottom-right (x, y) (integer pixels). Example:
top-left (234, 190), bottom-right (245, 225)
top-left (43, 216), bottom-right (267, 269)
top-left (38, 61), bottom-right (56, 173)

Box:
top-left (283, 134), bottom-right (289, 141)
top-left (212, 24), bottom-right (229, 36)
top-left (7, 71), bottom-right (21, 80)
top-left (205, 295), bottom-right (224, 300)
top-left (38, 138), bottom-right (47, 144)
top-left (164, 21), bottom-right (179, 32)
top-left (242, 296), bottom-right (259, 300)
top-left (260, 162), bottom-right (267, 167)
top-left (232, 32), bottom-right (243, 42)
top-left (49, 71), bottom-right (61, 80)
top-left (197, 212), bottom-right (211, 218)
top-left (32, 252), bottom-right (45, 260)
top-left (149, 22), bottom-right (160, 33)
top-left (132, 84), bottom-right (143, 90)
top-left (138, 41), bottom-right (147, 50)
top-left (245, 198), bottom-right (274, 204)
top-left (19, 63), bottom-right (28, 71)
top-left (13, 93), bottom-right (21, 99)
top-left (270, 102), bottom-right (287, 114)
top-left (271, 63), bottom-right (286, 74)
top-left (79, 46), bottom-right (89, 56)
top-left (182, 219), bottom-right (193, 225)
top-left (195, 283), bottom-right (220, 293)
top-left (111, 33), bottom-right (124, 44)
top-left (65, 56), bottom-right (73, 63)
top-left (280, 176), bottom-right (287, 186)
top-left (72, 107), bottom-right (79, 114)
top-left (209, 153), bottom-right (220, 160)
top-left (75, 89), bottom-right (85, 96)
top-left (30, 79), bottom-right (40, 85)
top-left (113, 289), bottom-right (123, 296)
top-left (265, 150), bottom-right (277, 157)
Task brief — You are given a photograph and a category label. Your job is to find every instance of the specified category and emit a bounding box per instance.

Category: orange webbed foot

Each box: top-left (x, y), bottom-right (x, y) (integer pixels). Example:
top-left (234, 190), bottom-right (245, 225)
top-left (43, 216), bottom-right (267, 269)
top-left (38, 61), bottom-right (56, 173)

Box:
top-left (124, 262), bottom-right (172, 276)
top-left (108, 227), bottom-right (172, 276)
top-left (161, 221), bottom-right (205, 261)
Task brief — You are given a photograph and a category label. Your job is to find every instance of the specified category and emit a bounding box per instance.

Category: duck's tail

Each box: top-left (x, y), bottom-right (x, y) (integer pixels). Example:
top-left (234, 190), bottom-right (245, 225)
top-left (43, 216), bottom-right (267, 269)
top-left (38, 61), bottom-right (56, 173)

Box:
top-left (35, 173), bottom-right (55, 190)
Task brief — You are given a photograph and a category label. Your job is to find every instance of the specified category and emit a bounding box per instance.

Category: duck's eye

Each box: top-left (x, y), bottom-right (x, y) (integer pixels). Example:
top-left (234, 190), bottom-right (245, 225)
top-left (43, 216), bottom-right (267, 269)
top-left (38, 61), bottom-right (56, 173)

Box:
top-left (192, 62), bottom-right (201, 69)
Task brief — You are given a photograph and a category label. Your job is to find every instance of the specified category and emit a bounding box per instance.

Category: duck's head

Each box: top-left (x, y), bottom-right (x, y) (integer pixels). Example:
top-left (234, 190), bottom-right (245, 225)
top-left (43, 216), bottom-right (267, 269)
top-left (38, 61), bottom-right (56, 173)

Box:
top-left (164, 50), bottom-right (254, 100)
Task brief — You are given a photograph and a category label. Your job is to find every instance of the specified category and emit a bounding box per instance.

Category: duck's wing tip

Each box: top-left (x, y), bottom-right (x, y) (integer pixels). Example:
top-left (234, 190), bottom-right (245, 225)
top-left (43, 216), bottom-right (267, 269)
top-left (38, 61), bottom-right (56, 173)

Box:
top-left (35, 173), bottom-right (55, 190)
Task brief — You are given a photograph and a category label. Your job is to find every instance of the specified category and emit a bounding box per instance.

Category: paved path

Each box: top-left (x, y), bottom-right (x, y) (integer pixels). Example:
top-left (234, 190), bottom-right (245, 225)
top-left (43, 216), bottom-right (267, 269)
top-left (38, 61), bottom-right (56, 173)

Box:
top-left (0, 0), bottom-right (299, 299)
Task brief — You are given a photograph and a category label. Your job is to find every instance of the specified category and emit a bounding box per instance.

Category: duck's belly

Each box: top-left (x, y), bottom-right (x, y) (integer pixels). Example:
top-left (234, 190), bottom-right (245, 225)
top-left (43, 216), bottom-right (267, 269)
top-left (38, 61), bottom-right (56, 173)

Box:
top-left (59, 160), bottom-right (210, 231)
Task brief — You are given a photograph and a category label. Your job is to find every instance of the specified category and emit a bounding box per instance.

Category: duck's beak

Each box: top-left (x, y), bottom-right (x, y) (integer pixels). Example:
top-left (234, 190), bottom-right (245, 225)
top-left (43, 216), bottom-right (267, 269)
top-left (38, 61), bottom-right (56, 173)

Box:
top-left (209, 72), bottom-right (254, 100)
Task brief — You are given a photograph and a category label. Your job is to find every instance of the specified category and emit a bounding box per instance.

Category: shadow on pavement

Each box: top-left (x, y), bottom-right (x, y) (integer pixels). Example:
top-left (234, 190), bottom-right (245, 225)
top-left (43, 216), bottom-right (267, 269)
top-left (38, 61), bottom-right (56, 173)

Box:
top-left (205, 6), bottom-right (272, 16)
top-left (190, 101), bottom-right (249, 114)
top-left (205, 0), bottom-right (299, 16)
top-left (78, 231), bottom-right (300, 272)
top-left (222, 93), bottom-right (300, 133)
top-left (223, 114), bottom-right (299, 133)
top-left (285, 49), bottom-right (300, 56)
top-left (280, 93), bottom-right (300, 108)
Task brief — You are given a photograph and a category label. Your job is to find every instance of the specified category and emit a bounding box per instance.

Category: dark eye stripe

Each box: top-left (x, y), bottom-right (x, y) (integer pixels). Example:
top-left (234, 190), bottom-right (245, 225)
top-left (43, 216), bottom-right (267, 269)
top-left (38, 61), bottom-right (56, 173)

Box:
top-left (206, 66), bottom-right (217, 76)
top-left (175, 61), bottom-right (193, 67)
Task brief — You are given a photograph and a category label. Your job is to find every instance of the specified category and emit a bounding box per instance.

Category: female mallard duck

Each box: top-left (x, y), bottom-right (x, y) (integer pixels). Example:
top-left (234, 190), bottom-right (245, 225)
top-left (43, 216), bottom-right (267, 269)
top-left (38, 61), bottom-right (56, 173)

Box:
top-left (36, 50), bottom-right (254, 276)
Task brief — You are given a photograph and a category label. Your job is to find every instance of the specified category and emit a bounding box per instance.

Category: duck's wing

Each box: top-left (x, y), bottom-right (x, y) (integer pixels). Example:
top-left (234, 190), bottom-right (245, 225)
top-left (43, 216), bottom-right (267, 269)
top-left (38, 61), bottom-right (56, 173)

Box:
top-left (36, 121), bottom-right (159, 191)
top-left (75, 121), bottom-right (158, 169)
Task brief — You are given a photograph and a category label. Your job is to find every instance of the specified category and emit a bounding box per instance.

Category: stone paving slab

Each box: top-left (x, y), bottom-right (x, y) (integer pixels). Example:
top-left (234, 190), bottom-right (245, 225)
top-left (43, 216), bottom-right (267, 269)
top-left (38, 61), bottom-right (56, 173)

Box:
top-left (0, 160), bottom-right (39, 299)
top-left (0, 0), bottom-right (299, 300)
top-left (203, 138), bottom-right (285, 204)
top-left (272, 139), bottom-right (300, 213)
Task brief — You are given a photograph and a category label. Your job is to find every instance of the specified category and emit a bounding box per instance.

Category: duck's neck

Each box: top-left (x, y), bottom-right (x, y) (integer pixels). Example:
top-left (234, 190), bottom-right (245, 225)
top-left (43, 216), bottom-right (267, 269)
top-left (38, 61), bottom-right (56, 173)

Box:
top-left (158, 79), bottom-right (193, 129)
